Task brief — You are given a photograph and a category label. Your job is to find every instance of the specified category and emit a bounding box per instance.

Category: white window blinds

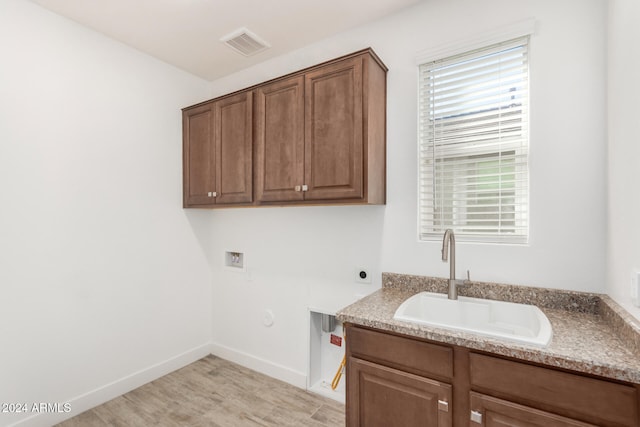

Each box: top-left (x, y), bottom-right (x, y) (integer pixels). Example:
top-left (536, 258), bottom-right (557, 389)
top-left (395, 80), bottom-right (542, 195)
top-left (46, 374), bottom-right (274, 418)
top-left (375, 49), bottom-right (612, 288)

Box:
top-left (418, 36), bottom-right (529, 243)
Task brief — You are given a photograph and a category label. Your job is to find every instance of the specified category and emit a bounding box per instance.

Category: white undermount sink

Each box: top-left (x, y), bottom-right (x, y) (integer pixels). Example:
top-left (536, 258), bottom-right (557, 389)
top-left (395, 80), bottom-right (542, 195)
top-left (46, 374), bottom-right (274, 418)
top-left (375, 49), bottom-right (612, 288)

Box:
top-left (393, 292), bottom-right (553, 347)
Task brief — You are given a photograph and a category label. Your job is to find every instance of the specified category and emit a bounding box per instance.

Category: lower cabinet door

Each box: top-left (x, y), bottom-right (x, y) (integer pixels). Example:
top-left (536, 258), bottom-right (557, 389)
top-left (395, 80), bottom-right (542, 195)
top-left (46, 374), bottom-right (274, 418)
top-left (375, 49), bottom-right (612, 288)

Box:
top-left (347, 357), bottom-right (452, 427)
top-left (469, 392), bottom-right (597, 427)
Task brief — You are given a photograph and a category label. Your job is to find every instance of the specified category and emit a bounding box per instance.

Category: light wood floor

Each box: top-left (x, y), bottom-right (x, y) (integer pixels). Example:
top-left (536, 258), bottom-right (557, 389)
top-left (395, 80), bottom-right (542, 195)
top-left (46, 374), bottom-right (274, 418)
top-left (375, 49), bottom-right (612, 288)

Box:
top-left (56, 355), bottom-right (345, 427)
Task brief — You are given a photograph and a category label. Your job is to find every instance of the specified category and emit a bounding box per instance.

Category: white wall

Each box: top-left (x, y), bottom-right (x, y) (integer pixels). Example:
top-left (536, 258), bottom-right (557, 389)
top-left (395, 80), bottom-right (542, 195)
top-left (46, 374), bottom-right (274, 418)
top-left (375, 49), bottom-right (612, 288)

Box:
top-left (0, 0), bottom-right (617, 423)
top-left (0, 1), bottom-right (214, 425)
top-left (208, 0), bottom-right (609, 385)
top-left (607, 0), bottom-right (640, 320)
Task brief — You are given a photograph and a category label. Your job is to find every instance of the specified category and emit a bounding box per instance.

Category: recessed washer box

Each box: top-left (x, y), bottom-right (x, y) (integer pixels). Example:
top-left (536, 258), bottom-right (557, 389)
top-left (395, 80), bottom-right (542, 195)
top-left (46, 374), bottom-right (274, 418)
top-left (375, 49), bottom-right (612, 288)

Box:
top-left (225, 250), bottom-right (245, 272)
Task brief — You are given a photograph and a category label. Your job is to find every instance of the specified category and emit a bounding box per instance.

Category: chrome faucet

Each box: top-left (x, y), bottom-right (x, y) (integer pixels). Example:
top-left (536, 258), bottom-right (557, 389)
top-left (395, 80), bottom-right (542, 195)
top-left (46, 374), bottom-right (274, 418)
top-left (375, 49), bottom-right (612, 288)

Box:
top-left (441, 229), bottom-right (470, 300)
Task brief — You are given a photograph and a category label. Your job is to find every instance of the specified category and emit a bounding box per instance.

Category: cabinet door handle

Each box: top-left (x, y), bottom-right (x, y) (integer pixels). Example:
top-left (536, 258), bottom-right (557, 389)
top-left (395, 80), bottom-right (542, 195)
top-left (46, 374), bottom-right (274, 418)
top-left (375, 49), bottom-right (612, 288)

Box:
top-left (207, 192), bottom-right (212, 197)
top-left (437, 400), bottom-right (449, 412)
top-left (470, 410), bottom-right (482, 424)
top-left (294, 185), bottom-right (301, 192)
top-left (212, 192), bottom-right (217, 198)
top-left (302, 184), bottom-right (308, 192)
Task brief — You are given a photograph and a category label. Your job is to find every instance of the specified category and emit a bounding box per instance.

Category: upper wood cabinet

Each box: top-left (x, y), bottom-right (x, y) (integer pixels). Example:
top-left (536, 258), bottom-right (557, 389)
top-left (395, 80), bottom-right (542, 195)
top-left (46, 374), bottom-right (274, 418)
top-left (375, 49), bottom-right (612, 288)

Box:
top-left (303, 56), bottom-right (364, 202)
top-left (183, 91), bottom-right (253, 207)
top-left (183, 48), bottom-right (387, 208)
top-left (183, 102), bottom-right (214, 206)
top-left (255, 75), bottom-right (305, 203)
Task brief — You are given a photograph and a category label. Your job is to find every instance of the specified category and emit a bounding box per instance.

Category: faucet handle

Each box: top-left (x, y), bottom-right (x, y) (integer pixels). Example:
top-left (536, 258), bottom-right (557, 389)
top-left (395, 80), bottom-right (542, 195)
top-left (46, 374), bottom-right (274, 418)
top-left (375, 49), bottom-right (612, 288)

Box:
top-left (466, 270), bottom-right (471, 282)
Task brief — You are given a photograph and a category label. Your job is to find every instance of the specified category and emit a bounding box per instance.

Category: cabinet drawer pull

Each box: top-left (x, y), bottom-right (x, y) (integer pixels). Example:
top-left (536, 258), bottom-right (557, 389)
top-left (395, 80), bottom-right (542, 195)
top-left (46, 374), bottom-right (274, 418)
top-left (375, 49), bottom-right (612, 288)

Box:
top-left (470, 410), bottom-right (482, 424)
top-left (437, 400), bottom-right (449, 412)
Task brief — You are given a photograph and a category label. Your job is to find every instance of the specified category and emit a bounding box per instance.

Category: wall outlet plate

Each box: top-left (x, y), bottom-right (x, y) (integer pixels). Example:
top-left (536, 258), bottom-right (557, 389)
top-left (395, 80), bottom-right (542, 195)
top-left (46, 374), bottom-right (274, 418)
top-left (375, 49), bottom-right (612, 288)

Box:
top-left (355, 268), bottom-right (372, 284)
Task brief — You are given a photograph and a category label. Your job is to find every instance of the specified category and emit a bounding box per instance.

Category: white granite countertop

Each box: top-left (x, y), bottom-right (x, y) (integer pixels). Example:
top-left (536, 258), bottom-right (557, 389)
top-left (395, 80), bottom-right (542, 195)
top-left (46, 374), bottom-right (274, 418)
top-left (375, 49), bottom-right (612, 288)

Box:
top-left (336, 273), bottom-right (640, 384)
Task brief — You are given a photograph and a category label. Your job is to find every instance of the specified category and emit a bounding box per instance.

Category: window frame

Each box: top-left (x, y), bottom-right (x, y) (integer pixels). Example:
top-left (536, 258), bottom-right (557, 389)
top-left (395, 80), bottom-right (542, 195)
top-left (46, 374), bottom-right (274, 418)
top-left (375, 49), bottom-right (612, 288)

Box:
top-left (416, 26), bottom-right (534, 244)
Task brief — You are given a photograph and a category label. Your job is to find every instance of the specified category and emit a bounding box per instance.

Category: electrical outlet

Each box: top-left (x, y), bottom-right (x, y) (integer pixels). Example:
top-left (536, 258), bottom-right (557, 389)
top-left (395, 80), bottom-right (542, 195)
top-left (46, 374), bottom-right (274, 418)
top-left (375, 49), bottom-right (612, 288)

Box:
top-left (355, 268), bottom-right (372, 284)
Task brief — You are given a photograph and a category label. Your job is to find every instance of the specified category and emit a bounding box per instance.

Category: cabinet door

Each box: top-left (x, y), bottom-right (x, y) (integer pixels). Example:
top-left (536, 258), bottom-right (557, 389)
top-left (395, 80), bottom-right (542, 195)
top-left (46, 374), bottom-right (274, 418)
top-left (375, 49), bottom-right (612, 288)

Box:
top-left (183, 102), bottom-right (215, 207)
top-left (255, 76), bottom-right (305, 202)
top-left (214, 91), bottom-right (253, 204)
top-left (470, 353), bottom-right (638, 426)
top-left (304, 56), bottom-right (363, 201)
top-left (347, 357), bottom-right (452, 427)
top-left (470, 392), bottom-right (597, 427)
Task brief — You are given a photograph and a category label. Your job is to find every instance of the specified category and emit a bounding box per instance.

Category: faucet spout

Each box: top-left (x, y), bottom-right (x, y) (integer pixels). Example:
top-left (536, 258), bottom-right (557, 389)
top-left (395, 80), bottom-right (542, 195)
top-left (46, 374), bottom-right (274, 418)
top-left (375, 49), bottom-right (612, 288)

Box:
top-left (442, 229), bottom-right (458, 299)
top-left (442, 229), bottom-right (455, 276)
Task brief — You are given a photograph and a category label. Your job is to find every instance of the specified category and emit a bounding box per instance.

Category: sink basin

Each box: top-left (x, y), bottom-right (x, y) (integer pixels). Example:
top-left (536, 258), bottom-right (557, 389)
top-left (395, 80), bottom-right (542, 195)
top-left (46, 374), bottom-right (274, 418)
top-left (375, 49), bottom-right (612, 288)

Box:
top-left (393, 292), bottom-right (552, 347)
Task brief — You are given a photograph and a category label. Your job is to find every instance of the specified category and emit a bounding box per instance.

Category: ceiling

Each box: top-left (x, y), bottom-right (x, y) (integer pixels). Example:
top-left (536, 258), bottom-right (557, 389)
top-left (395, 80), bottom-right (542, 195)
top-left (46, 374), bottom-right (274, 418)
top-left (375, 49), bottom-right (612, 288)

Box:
top-left (29, 0), bottom-right (422, 81)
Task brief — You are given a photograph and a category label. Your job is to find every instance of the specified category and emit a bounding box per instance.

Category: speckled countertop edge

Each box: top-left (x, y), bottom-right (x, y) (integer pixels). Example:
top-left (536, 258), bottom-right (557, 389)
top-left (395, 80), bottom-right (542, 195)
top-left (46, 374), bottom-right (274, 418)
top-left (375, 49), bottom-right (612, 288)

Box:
top-left (336, 272), bottom-right (640, 384)
top-left (600, 295), bottom-right (640, 355)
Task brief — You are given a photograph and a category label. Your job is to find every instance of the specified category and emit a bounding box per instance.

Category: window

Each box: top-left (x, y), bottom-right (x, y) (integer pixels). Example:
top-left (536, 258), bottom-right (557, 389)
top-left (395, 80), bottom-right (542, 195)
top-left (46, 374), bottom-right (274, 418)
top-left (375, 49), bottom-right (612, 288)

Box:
top-left (418, 37), bottom-right (529, 243)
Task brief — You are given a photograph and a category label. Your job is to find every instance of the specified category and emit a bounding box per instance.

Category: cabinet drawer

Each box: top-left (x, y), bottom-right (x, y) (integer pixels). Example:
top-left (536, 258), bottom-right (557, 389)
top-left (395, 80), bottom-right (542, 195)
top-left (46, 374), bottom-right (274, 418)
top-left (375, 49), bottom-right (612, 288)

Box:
top-left (347, 326), bottom-right (453, 380)
top-left (470, 392), bottom-right (596, 426)
top-left (469, 353), bottom-right (638, 426)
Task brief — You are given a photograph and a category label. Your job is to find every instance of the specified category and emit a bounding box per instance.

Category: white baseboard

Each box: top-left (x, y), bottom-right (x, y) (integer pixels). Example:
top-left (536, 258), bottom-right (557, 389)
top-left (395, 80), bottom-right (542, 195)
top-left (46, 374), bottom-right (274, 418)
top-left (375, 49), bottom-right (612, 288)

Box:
top-left (7, 343), bottom-right (307, 427)
top-left (210, 342), bottom-right (307, 389)
top-left (8, 343), bottom-right (212, 427)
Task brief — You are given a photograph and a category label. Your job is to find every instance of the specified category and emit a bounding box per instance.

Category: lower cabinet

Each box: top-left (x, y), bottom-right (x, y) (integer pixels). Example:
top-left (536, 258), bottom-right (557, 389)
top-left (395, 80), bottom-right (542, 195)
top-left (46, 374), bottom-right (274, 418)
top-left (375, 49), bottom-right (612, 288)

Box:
top-left (349, 358), bottom-right (452, 427)
top-left (468, 352), bottom-right (638, 426)
top-left (470, 392), bottom-right (596, 427)
top-left (345, 324), bottom-right (639, 427)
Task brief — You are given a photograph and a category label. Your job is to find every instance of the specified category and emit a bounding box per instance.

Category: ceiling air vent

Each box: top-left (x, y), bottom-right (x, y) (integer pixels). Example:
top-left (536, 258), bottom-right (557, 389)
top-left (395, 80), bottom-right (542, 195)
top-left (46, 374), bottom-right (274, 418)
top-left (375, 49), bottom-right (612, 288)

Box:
top-left (220, 27), bottom-right (270, 57)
